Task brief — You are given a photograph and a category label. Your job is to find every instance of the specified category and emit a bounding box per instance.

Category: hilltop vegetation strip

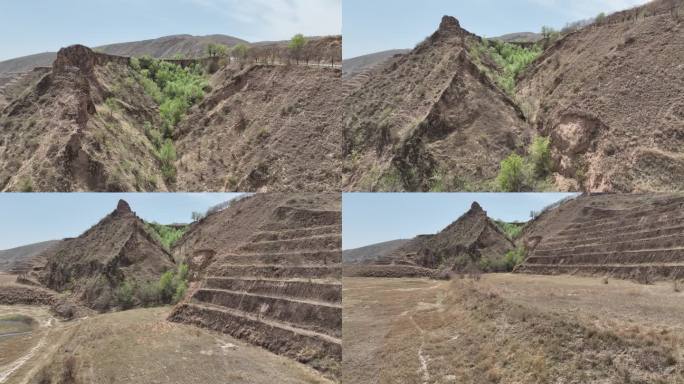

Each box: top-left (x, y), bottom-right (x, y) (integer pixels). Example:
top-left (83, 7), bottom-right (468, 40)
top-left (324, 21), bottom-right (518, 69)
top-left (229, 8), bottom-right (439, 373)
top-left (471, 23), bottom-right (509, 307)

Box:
top-left (144, 221), bottom-right (189, 250)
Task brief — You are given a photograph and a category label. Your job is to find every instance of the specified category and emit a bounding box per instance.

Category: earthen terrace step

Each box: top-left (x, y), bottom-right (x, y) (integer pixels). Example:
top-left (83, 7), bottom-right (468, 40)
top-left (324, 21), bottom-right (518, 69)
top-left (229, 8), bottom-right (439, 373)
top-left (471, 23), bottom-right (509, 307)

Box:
top-left (204, 276), bottom-right (341, 303)
top-left (238, 234), bottom-right (341, 254)
top-left (537, 224), bottom-right (684, 250)
top-left (526, 247), bottom-right (684, 265)
top-left (207, 264), bottom-right (342, 279)
top-left (168, 303), bottom-right (341, 374)
top-left (215, 249), bottom-right (341, 266)
top-left (533, 234), bottom-right (684, 257)
top-left (192, 288), bottom-right (341, 337)
top-left (249, 225), bottom-right (341, 242)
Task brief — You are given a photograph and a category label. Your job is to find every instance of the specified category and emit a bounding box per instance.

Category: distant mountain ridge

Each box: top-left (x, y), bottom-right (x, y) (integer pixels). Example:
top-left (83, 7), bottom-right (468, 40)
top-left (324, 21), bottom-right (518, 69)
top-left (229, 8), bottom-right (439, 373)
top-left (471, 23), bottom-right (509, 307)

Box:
top-left (0, 34), bottom-right (329, 74)
top-left (342, 239), bottom-right (410, 264)
top-left (0, 240), bottom-right (61, 273)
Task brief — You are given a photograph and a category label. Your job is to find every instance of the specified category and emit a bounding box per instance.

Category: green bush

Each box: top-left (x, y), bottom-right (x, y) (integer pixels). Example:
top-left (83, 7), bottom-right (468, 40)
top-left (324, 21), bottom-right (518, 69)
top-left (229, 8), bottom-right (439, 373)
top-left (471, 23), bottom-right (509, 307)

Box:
top-left (495, 220), bottom-right (524, 239)
top-left (158, 140), bottom-right (177, 183)
top-left (529, 136), bottom-right (552, 177)
top-left (158, 270), bottom-right (176, 303)
top-left (134, 58), bottom-right (207, 136)
top-left (469, 39), bottom-right (542, 95)
top-left (145, 221), bottom-right (188, 250)
top-left (115, 281), bottom-right (135, 309)
top-left (503, 247), bottom-right (526, 271)
top-left (173, 280), bottom-right (188, 303)
top-left (496, 153), bottom-right (527, 191)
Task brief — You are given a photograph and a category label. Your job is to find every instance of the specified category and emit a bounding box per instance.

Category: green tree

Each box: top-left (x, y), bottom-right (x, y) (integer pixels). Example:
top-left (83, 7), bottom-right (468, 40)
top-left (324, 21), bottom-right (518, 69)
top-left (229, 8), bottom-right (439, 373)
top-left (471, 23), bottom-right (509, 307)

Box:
top-left (191, 211), bottom-right (204, 221)
top-left (206, 43), bottom-right (228, 57)
top-left (288, 34), bottom-right (307, 64)
top-left (595, 12), bottom-right (607, 24)
top-left (232, 44), bottom-right (249, 62)
top-left (496, 153), bottom-right (527, 192)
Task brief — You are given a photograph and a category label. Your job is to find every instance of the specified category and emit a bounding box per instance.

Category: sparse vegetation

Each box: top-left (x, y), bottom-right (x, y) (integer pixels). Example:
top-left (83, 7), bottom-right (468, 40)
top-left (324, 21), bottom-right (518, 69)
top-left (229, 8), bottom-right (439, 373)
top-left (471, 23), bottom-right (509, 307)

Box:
top-left (496, 135), bottom-right (553, 191)
top-left (145, 221), bottom-right (188, 250)
top-left (496, 153), bottom-right (526, 191)
top-left (158, 139), bottom-right (177, 183)
top-left (134, 57), bottom-right (207, 136)
top-left (115, 263), bottom-right (189, 308)
top-left (469, 38), bottom-right (542, 95)
top-left (494, 219), bottom-right (524, 239)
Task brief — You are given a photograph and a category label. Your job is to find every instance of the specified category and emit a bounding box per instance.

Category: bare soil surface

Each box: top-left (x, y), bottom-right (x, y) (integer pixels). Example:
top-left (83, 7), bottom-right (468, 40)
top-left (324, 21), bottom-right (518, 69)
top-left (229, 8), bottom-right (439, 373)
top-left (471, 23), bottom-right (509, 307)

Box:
top-left (0, 305), bottom-right (330, 384)
top-left (518, 0), bottom-right (684, 192)
top-left (343, 275), bottom-right (684, 383)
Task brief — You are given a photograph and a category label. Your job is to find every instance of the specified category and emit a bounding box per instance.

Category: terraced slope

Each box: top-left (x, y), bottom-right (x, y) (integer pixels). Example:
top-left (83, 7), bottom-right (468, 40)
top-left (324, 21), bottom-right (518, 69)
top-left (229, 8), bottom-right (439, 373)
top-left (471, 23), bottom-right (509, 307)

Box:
top-left (168, 193), bottom-right (342, 381)
top-left (517, 193), bottom-right (684, 280)
top-left (343, 16), bottom-right (533, 191)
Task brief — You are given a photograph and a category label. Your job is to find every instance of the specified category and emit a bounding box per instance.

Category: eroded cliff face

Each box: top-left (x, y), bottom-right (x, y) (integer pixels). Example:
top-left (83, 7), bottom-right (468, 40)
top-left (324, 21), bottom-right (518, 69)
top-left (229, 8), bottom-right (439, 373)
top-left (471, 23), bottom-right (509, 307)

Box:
top-left (517, 0), bottom-right (684, 192)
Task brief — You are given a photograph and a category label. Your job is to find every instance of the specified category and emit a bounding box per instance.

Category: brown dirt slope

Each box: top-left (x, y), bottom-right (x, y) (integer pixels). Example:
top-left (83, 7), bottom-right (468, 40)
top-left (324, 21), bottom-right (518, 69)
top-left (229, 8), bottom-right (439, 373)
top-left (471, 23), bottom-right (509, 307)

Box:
top-left (174, 63), bottom-right (342, 192)
top-left (343, 16), bottom-right (533, 191)
top-left (349, 202), bottom-right (514, 277)
top-left (517, 193), bottom-right (684, 280)
top-left (517, 0), bottom-right (684, 192)
top-left (35, 200), bottom-right (175, 311)
top-left (168, 193), bottom-right (342, 381)
top-left (0, 45), bottom-right (169, 192)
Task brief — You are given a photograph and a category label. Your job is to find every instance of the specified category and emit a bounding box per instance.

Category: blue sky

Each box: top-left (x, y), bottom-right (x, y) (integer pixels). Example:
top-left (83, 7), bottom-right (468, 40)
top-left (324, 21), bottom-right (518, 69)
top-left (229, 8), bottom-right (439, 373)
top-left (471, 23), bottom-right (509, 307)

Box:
top-left (342, 193), bottom-right (578, 250)
top-left (0, 193), bottom-right (241, 250)
top-left (0, 0), bottom-right (341, 61)
top-left (343, 0), bottom-right (650, 58)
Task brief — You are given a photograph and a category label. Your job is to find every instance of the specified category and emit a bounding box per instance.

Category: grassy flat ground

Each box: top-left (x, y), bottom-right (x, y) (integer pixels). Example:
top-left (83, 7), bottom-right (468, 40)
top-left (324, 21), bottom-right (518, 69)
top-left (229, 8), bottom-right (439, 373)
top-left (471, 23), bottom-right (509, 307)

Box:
top-left (343, 275), bottom-right (684, 383)
top-left (0, 305), bottom-right (331, 384)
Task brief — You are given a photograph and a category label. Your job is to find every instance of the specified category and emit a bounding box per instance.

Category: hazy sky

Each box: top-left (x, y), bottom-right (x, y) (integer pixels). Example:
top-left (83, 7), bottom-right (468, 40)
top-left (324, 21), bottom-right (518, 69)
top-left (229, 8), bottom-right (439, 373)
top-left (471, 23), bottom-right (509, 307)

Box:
top-left (0, 0), bottom-right (341, 61)
top-left (343, 0), bottom-right (650, 58)
top-left (0, 193), bottom-right (241, 250)
top-left (342, 193), bottom-right (578, 250)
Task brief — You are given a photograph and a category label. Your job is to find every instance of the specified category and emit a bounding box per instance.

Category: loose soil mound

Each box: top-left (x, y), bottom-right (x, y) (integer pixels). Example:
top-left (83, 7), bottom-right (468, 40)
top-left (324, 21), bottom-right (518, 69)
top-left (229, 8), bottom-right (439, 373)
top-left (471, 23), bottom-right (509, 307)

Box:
top-left (517, 193), bottom-right (684, 281)
top-left (517, 0), bottom-right (684, 191)
top-left (174, 63), bottom-right (342, 192)
top-left (36, 199), bottom-right (175, 311)
top-left (168, 193), bottom-right (342, 381)
top-left (343, 16), bottom-right (533, 191)
top-left (352, 202), bottom-right (514, 277)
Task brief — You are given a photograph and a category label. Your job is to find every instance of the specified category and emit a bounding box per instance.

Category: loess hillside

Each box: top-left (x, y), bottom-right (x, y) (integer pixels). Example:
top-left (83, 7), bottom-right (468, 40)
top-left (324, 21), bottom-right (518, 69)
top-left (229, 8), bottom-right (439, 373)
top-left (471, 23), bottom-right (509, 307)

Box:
top-left (343, 16), bottom-right (533, 191)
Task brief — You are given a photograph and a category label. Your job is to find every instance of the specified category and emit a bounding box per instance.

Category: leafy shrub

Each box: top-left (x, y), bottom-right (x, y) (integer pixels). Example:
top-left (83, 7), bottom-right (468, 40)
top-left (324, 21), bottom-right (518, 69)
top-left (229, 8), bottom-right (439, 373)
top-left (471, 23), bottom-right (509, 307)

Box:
top-left (494, 220), bottom-right (524, 239)
top-left (529, 136), bottom-right (552, 177)
top-left (503, 247), bottom-right (526, 270)
top-left (158, 140), bottom-right (177, 182)
top-left (115, 281), bottom-right (135, 309)
top-left (134, 58), bottom-right (207, 136)
top-left (469, 39), bottom-right (542, 95)
top-left (145, 222), bottom-right (188, 250)
top-left (173, 280), bottom-right (188, 303)
top-left (496, 153), bottom-right (527, 191)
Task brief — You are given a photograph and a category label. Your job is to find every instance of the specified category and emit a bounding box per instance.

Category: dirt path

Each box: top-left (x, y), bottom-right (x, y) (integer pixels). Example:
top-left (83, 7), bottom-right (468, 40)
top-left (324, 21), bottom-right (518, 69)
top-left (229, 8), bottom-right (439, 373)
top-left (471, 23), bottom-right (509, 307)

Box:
top-left (0, 305), bottom-right (331, 384)
top-left (344, 275), bottom-right (684, 383)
